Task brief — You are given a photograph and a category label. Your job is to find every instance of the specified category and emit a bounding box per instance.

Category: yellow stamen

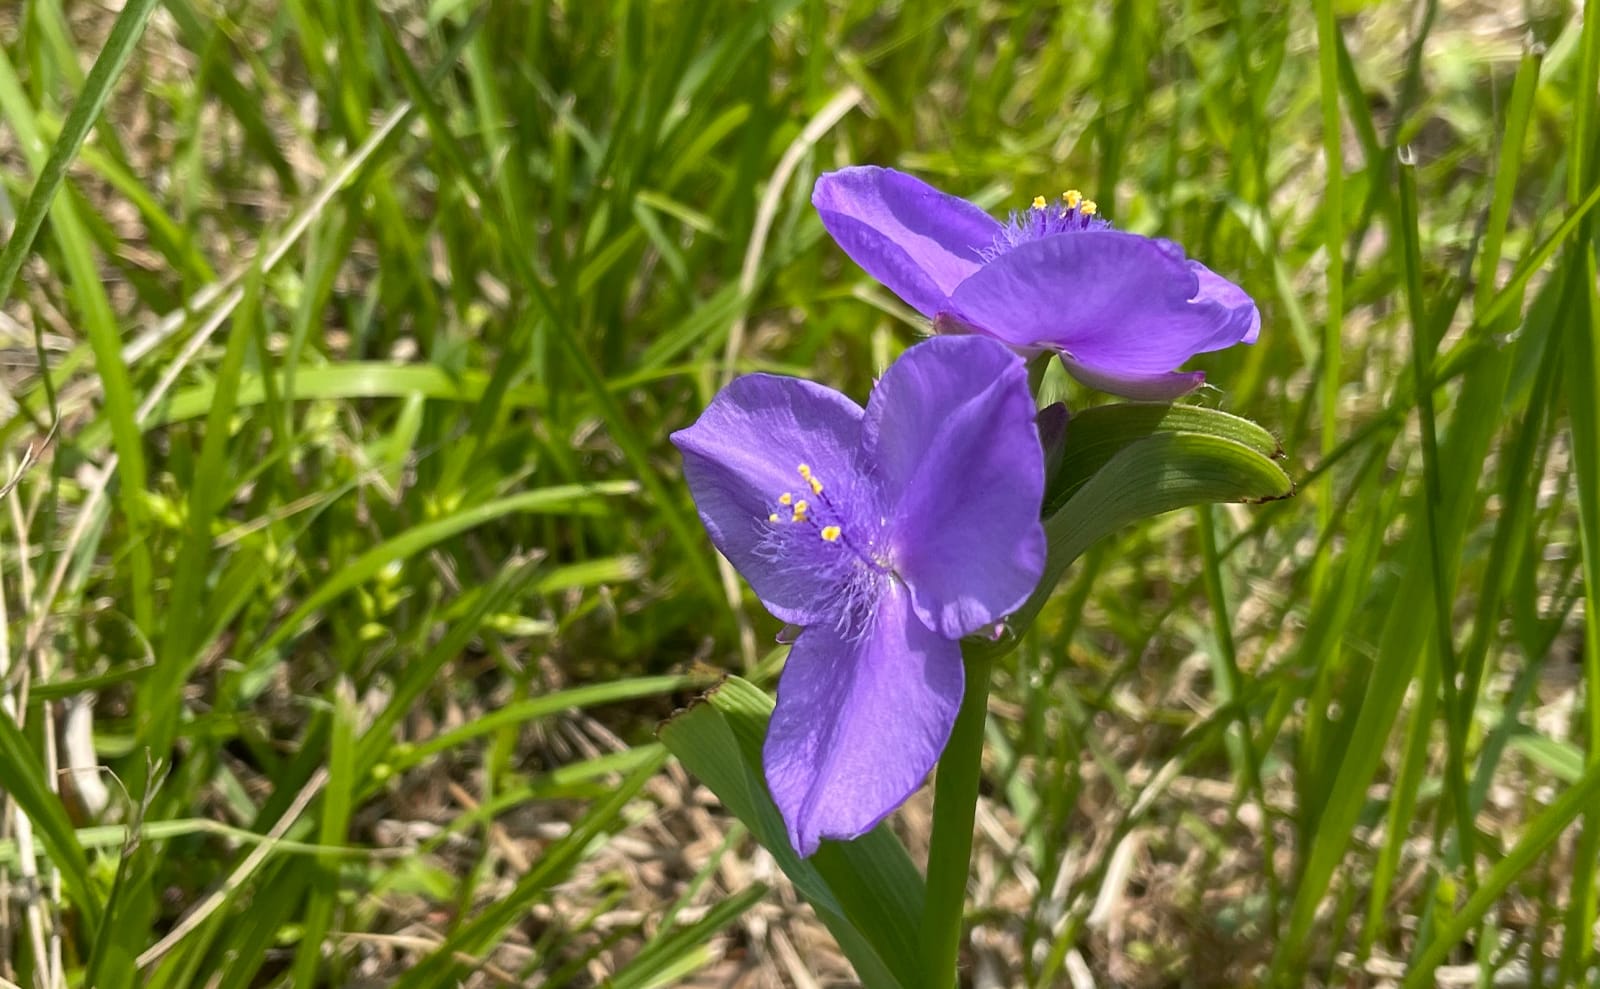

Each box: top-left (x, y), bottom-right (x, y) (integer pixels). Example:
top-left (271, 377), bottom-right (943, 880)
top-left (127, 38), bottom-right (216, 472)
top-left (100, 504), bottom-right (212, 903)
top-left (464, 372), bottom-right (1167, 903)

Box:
top-left (797, 464), bottom-right (812, 478)
top-left (808, 476), bottom-right (824, 495)
top-left (1031, 195), bottom-right (1048, 210)
top-left (1063, 189), bottom-right (1083, 208)
top-left (791, 499), bottom-right (809, 522)
top-left (820, 525), bottom-right (842, 542)
top-left (1081, 199), bottom-right (1098, 216)
top-left (778, 492), bottom-right (793, 505)
top-left (769, 513), bottom-right (781, 523)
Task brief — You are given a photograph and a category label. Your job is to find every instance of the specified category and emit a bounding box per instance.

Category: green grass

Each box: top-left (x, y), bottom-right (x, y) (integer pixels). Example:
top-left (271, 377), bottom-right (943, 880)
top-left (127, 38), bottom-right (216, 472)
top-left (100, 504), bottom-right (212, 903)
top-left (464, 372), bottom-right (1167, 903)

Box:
top-left (0, 0), bottom-right (1596, 985)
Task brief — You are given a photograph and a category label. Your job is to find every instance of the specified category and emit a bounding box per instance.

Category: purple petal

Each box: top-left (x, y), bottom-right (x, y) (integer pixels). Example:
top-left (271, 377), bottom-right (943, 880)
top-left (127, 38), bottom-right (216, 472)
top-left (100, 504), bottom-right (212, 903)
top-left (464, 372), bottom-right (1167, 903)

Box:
top-left (763, 580), bottom-right (963, 856)
top-left (863, 336), bottom-right (1046, 639)
top-left (932, 310), bottom-right (1050, 359)
top-left (1190, 260), bottom-right (1262, 345)
top-left (946, 230), bottom-right (1259, 383)
top-left (814, 167), bottom-right (1001, 318)
top-left (671, 374), bottom-right (876, 626)
top-left (1057, 357), bottom-right (1208, 400)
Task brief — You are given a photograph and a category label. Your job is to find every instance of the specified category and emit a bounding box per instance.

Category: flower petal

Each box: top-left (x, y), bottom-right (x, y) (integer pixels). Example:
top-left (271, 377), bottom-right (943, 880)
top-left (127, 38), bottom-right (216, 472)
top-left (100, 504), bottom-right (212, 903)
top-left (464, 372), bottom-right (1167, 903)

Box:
top-left (1190, 259), bottom-right (1262, 346)
top-left (763, 580), bottom-right (963, 856)
top-left (814, 166), bottom-right (1001, 318)
top-left (671, 374), bottom-right (875, 625)
top-left (863, 336), bottom-right (1046, 639)
top-left (946, 230), bottom-right (1259, 381)
top-left (1057, 356), bottom-right (1208, 400)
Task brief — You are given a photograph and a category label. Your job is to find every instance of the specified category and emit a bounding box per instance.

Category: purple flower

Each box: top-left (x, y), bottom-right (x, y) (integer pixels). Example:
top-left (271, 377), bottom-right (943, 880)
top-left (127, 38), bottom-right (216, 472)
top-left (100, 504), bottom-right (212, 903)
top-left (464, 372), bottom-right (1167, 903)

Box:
top-left (671, 335), bottom-right (1046, 856)
top-left (813, 166), bottom-right (1261, 400)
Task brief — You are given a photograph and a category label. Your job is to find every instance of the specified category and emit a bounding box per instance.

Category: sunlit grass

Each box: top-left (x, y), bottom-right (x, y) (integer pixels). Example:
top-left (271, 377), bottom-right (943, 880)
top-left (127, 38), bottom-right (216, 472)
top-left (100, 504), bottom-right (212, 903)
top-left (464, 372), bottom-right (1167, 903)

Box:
top-left (0, 1), bottom-right (1595, 985)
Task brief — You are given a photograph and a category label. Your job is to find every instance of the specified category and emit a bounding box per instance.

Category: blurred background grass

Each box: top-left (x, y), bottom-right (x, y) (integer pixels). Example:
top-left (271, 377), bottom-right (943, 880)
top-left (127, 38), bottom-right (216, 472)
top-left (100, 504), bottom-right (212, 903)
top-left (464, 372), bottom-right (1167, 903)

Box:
top-left (0, 0), bottom-right (1596, 986)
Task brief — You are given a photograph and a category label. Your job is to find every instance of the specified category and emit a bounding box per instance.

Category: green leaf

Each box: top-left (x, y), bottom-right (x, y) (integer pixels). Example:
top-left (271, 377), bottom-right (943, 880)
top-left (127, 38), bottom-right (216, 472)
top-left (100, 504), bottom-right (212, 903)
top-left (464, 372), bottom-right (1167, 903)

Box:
top-left (658, 677), bottom-right (924, 989)
top-left (0, 0), bottom-right (163, 307)
top-left (1045, 402), bottom-right (1284, 515)
top-left (392, 752), bottom-right (667, 987)
top-left (139, 262), bottom-right (262, 766)
top-left (79, 363), bottom-right (549, 449)
top-left (1401, 755), bottom-right (1600, 987)
top-left (1507, 729), bottom-right (1585, 784)
top-left (82, 786), bottom-right (157, 989)
top-left (607, 883), bottom-right (770, 989)
top-left (245, 481), bottom-right (638, 666)
top-left (1048, 427), bottom-right (1294, 555)
top-left (289, 678), bottom-right (358, 986)
top-left (0, 705), bottom-right (104, 933)
top-left (384, 675), bottom-right (707, 775)
top-left (982, 428), bottom-right (1294, 658)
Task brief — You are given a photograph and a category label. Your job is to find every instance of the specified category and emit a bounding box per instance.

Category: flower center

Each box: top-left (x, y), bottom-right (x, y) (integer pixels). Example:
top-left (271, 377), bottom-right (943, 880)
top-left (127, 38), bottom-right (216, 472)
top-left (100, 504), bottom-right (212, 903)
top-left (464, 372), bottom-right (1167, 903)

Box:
top-left (756, 463), bottom-right (891, 638)
top-left (761, 460), bottom-right (876, 553)
top-left (764, 460), bottom-right (902, 563)
top-left (978, 189), bottom-right (1110, 262)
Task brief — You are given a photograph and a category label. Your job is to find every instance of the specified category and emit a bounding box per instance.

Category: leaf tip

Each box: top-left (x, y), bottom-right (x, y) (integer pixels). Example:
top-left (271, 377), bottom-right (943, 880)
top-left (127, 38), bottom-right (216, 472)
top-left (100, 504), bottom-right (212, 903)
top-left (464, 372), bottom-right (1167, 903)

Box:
top-left (655, 673), bottom-right (732, 737)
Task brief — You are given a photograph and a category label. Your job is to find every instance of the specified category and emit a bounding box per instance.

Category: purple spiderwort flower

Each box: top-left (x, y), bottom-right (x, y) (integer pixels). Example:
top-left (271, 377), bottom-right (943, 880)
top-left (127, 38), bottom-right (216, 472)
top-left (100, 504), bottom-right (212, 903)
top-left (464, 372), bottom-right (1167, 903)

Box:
top-left (671, 335), bottom-right (1045, 856)
top-left (813, 166), bottom-right (1261, 400)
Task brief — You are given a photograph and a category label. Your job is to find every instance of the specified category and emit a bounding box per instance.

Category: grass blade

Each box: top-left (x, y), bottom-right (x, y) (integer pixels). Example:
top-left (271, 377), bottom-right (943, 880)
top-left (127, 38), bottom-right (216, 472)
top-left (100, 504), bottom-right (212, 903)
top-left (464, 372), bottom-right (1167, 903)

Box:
top-left (0, 705), bottom-right (103, 933)
top-left (659, 677), bottom-right (924, 989)
top-left (0, 0), bottom-right (162, 306)
top-left (247, 482), bottom-right (639, 663)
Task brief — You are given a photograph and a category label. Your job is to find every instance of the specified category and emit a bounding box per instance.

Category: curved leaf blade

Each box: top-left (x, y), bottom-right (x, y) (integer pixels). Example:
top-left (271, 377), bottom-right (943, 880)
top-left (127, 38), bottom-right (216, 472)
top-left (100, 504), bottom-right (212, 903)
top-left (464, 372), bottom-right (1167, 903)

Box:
top-left (981, 430), bottom-right (1294, 657)
top-left (1046, 402), bottom-right (1283, 515)
top-left (658, 677), bottom-right (922, 989)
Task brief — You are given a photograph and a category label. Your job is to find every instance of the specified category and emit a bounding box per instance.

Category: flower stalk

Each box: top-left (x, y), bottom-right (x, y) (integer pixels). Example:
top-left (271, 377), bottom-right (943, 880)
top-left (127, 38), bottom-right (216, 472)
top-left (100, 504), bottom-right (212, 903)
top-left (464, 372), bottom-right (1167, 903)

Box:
top-left (921, 646), bottom-right (994, 988)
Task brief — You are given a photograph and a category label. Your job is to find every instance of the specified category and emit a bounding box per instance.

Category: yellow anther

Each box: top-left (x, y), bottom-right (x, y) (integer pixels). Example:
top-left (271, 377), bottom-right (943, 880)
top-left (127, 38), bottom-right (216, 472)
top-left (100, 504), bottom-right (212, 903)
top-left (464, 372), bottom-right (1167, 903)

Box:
top-left (820, 525), bottom-right (842, 542)
top-left (1063, 189), bottom-right (1083, 208)
top-left (797, 464), bottom-right (812, 479)
top-left (808, 476), bottom-right (824, 495)
top-left (1031, 195), bottom-right (1048, 210)
top-left (769, 513), bottom-right (781, 523)
top-left (778, 492), bottom-right (793, 506)
top-left (1081, 199), bottom-right (1098, 216)
top-left (792, 499), bottom-right (809, 522)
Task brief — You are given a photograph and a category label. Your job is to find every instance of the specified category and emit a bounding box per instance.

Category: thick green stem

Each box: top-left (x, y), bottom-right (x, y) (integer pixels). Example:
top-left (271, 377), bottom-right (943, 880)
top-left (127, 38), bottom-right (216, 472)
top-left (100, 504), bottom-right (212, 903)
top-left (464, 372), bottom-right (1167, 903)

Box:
top-left (921, 647), bottom-right (994, 988)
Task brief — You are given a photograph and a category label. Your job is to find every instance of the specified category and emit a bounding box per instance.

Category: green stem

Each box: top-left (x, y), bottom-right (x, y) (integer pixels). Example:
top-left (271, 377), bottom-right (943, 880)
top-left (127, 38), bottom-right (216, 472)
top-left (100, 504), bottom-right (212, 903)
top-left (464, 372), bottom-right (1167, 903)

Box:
top-left (921, 646), bottom-right (994, 988)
